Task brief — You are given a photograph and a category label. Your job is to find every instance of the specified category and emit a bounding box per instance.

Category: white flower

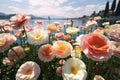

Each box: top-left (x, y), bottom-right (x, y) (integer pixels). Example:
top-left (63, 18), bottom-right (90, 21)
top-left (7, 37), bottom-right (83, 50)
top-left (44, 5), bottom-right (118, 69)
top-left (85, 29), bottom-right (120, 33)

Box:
top-left (27, 29), bottom-right (48, 45)
top-left (66, 27), bottom-right (79, 34)
top-left (16, 61), bottom-right (40, 80)
top-left (0, 33), bottom-right (16, 52)
top-left (62, 58), bottom-right (87, 80)
top-left (86, 20), bottom-right (97, 27)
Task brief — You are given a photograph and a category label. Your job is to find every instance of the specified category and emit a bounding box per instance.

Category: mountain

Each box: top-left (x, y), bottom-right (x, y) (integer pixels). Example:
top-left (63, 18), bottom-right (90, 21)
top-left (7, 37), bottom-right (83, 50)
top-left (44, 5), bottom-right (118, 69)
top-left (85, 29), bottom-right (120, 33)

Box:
top-left (0, 12), bottom-right (45, 19)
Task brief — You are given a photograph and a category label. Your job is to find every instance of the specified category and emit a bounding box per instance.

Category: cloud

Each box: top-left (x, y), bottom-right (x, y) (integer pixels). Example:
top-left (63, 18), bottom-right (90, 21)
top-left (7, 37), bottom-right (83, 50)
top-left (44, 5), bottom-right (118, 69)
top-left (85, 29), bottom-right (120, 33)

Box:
top-left (2, 0), bottom-right (107, 18)
top-left (29, 0), bottom-right (68, 7)
top-left (8, 6), bottom-right (20, 11)
top-left (11, 0), bottom-right (23, 2)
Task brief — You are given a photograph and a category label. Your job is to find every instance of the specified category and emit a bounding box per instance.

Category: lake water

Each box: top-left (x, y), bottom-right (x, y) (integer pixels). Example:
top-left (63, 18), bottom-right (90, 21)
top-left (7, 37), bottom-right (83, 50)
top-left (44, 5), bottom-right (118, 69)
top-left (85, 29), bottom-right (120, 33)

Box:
top-left (27, 19), bottom-right (87, 29)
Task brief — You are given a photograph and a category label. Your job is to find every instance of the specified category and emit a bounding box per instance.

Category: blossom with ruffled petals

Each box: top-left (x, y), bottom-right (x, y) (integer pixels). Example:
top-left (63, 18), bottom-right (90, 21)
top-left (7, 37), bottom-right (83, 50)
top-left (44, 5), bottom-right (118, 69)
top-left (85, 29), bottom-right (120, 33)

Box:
top-left (86, 19), bottom-right (97, 27)
top-left (16, 61), bottom-right (40, 80)
top-left (110, 41), bottom-right (120, 58)
top-left (47, 24), bottom-right (57, 32)
top-left (8, 46), bottom-right (26, 61)
top-left (66, 27), bottom-right (79, 34)
top-left (27, 29), bottom-right (48, 45)
top-left (52, 40), bottom-right (73, 58)
top-left (0, 33), bottom-right (16, 52)
top-left (76, 33), bottom-right (112, 61)
top-left (64, 35), bottom-right (71, 40)
top-left (10, 13), bottom-right (30, 29)
top-left (55, 32), bottom-right (64, 40)
top-left (108, 24), bottom-right (120, 41)
top-left (62, 58), bottom-right (87, 80)
top-left (38, 44), bottom-right (54, 62)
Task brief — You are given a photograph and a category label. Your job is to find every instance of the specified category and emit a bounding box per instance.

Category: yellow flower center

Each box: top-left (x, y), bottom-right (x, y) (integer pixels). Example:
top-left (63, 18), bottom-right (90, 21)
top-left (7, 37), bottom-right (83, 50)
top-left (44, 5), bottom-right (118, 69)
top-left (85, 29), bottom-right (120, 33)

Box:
top-left (59, 44), bottom-right (66, 50)
top-left (24, 47), bottom-right (30, 52)
top-left (71, 66), bottom-right (78, 75)
top-left (25, 69), bottom-right (32, 75)
top-left (0, 38), bottom-right (6, 46)
top-left (75, 46), bottom-right (82, 52)
top-left (34, 33), bottom-right (42, 40)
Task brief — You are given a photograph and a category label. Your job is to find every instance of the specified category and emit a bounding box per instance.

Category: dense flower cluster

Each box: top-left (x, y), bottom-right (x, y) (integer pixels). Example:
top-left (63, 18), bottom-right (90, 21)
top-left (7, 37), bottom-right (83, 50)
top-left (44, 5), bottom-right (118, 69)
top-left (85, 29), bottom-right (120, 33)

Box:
top-left (0, 13), bottom-right (120, 80)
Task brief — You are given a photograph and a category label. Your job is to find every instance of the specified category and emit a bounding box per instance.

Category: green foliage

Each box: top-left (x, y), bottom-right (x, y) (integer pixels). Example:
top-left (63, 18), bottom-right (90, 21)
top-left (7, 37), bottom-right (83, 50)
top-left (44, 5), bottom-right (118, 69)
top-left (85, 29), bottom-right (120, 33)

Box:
top-left (115, 0), bottom-right (120, 16)
top-left (111, 0), bottom-right (116, 11)
top-left (104, 1), bottom-right (109, 17)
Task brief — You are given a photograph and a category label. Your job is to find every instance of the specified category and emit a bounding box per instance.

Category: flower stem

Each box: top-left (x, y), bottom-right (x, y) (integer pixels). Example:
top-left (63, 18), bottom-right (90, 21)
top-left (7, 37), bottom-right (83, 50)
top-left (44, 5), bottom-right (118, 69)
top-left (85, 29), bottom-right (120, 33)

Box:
top-left (23, 26), bottom-right (28, 39)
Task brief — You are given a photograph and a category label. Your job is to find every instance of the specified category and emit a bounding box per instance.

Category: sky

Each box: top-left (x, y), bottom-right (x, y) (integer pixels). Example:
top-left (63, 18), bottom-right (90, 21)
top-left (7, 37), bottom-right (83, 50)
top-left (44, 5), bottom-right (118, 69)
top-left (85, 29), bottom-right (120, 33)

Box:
top-left (0, 0), bottom-right (115, 18)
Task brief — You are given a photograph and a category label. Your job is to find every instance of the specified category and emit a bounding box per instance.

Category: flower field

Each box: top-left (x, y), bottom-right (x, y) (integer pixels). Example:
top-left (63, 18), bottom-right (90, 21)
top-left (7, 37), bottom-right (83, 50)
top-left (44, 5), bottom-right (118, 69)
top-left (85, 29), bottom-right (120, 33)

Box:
top-left (0, 13), bottom-right (120, 80)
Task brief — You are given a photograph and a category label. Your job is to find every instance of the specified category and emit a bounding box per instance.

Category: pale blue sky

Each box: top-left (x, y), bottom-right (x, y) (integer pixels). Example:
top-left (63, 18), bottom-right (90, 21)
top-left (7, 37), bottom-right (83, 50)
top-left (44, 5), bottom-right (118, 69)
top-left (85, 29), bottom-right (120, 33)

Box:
top-left (0, 0), bottom-right (114, 17)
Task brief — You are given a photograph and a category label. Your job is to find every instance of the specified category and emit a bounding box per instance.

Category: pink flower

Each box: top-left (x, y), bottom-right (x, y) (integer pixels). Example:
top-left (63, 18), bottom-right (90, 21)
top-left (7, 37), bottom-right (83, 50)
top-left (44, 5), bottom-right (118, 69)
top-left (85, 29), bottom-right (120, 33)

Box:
top-left (25, 25), bottom-right (33, 32)
top-left (8, 46), bottom-right (26, 61)
top-left (38, 44), bottom-right (54, 62)
top-left (59, 59), bottom-right (65, 65)
top-left (0, 33), bottom-right (16, 52)
top-left (52, 40), bottom-right (73, 58)
top-left (0, 20), bottom-right (11, 26)
top-left (55, 32), bottom-right (64, 40)
top-left (76, 33), bottom-right (112, 61)
top-left (14, 31), bottom-right (23, 38)
top-left (56, 66), bottom-right (62, 76)
top-left (110, 41), bottom-right (120, 58)
top-left (10, 13), bottom-right (30, 29)
top-left (57, 25), bottom-right (63, 32)
top-left (35, 20), bottom-right (43, 25)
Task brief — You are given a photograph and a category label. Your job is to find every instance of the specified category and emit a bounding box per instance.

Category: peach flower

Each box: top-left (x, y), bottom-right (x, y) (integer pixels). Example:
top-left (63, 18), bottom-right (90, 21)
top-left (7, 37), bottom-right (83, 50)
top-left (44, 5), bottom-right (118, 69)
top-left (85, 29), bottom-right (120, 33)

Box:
top-left (16, 61), bottom-right (40, 80)
top-left (52, 40), bottom-right (73, 58)
top-left (55, 32), bottom-right (64, 40)
top-left (0, 33), bottom-right (16, 52)
top-left (47, 24), bottom-right (57, 32)
top-left (38, 44), bottom-right (54, 62)
top-left (76, 33), bottom-right (112, 61)
top-left (8, 46), bottom-right (26, 61)
top-left (10, 13), bottom-right (30, 29)
top-left (64, 35), bottom-right (71, 40)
